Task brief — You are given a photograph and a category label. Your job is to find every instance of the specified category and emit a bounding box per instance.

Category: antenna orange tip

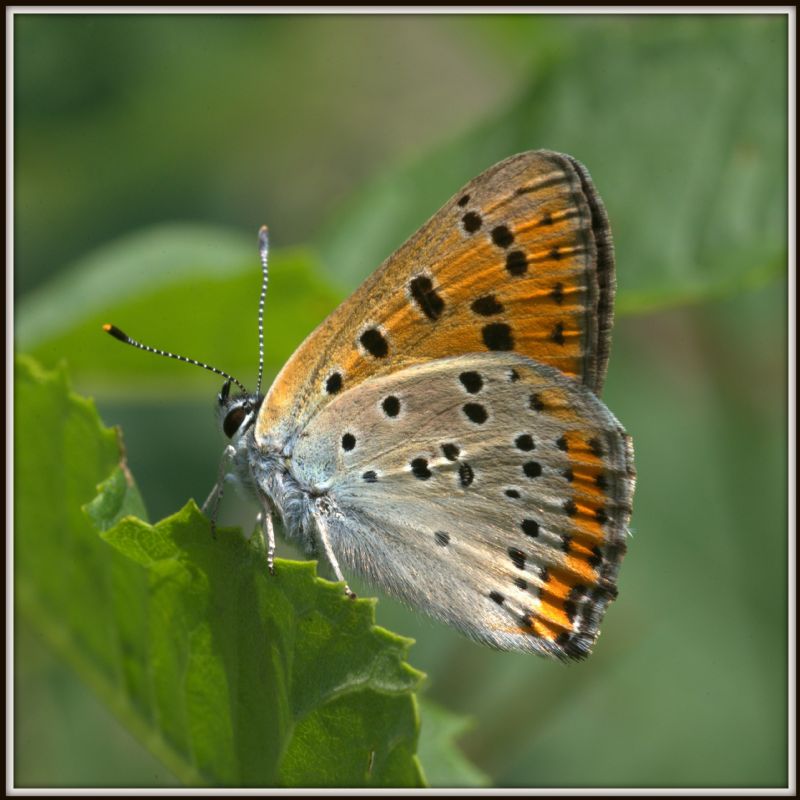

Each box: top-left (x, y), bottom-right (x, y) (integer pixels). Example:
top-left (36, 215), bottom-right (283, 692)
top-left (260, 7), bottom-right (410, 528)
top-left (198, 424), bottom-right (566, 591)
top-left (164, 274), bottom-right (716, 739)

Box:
top-left (103, 324), bottom-right (128, 342)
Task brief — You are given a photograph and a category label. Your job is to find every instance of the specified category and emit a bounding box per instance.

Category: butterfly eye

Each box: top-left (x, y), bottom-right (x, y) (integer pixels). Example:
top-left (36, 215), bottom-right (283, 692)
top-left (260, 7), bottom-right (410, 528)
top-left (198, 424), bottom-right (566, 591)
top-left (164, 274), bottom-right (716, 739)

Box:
top-left (223, 405), bottom-right (247, 439)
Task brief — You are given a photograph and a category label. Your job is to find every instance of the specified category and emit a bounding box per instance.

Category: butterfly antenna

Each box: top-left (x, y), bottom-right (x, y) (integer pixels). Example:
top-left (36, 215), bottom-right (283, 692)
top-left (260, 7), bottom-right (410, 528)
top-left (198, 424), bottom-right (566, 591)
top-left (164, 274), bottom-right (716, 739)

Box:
top-left (102, 324), bottom-right (249, 394)
top-left (256, 225), bottom-right (269, 396)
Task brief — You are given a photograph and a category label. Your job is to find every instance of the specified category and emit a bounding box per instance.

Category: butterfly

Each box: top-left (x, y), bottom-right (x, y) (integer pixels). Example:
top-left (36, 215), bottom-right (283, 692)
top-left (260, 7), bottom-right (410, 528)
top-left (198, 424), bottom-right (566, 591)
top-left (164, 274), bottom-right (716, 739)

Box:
top-left (105, 150), bottom-right (636, 661)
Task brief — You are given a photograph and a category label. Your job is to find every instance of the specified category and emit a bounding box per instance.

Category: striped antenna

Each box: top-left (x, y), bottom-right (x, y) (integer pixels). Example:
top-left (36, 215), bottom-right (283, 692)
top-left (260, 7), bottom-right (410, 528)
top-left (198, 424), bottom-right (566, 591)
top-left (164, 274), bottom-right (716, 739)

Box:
top-left (102, 324), bottom-right (249, 395)
top-left (256, 225), bottom-right (269, 396)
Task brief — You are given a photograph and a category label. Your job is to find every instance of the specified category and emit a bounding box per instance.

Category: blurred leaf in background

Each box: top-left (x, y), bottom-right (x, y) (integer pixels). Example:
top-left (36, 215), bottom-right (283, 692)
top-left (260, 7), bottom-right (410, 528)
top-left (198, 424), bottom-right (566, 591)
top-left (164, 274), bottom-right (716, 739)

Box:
top-left (13, 11), bottom-right (789, 789)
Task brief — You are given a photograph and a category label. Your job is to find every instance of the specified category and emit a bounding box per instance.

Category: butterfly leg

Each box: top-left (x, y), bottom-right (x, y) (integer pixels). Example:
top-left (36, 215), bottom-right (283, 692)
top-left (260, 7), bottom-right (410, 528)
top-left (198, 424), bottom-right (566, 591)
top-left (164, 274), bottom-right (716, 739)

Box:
top-left (201, 444), bottom-right (236, 538)
top-left (257, 500), bottom-right (277, 575)
top-left (313, 500), bottom-right (357, 600)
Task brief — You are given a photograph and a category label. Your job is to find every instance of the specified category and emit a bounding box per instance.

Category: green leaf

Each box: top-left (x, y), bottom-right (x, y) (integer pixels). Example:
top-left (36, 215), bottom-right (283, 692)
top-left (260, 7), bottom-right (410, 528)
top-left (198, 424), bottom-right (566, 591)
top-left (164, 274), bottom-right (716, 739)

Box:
top-left (14, 354), bottom-right (427, 787)
top-left (417, 699), bottom-right (490, 788)
top-left (317, 16), bottom-right (787, 310)
top-left (15, 225), bottom-right (343, 398)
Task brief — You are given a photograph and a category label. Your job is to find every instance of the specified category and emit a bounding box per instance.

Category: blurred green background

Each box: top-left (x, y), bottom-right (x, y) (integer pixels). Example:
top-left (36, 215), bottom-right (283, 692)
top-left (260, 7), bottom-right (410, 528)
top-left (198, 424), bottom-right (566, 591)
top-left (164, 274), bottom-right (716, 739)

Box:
top-left (13, 12), bottom-right (789, 788)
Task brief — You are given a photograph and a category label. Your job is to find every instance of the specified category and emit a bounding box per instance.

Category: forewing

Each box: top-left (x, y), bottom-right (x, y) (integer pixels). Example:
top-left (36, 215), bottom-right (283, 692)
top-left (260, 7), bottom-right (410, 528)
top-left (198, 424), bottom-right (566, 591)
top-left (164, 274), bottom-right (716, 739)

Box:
top-left (257, 151), bottom-right (614, 451)
top-left (290, 353), bottom-right (635, 660)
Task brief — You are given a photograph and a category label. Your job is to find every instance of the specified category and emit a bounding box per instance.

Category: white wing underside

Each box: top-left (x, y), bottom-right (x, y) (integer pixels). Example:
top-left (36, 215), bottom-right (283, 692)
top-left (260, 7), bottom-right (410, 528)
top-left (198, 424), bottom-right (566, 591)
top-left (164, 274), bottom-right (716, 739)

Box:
top-left (288, 352), bottom-right (634, 659)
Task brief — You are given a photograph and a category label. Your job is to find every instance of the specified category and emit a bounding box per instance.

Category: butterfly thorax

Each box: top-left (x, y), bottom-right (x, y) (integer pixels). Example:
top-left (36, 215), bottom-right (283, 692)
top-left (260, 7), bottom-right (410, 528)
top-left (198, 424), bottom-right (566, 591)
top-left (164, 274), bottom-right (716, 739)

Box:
top-left (215, 382), bottom-right (318, 551)
top-left (239, 433), bottom-right (321, 553)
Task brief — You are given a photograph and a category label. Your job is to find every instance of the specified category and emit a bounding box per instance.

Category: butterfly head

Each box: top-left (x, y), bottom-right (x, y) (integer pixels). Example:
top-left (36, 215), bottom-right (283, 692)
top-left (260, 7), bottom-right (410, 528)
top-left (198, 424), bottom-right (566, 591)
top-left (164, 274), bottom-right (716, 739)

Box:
top-left (217, 379), bottom-right (263, 441)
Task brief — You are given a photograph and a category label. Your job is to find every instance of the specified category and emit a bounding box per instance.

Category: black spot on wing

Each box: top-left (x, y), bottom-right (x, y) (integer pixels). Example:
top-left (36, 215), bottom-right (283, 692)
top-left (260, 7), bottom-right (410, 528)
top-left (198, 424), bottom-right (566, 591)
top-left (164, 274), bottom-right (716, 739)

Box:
top-left (409, 275), bottom-right (445, 321)
top-left (459, 371), bottom-right (483, 393)
top-left (515, 434), bottom-right (534, 451)
top-left (506, 250), bottom-right (527, 276)
top-left (360, 328), bottom-right (389, 358)
top-left (508, 547), bottom-right (526, 570)
top-left (382, 395), bottom-right (401, 417)
top-left (471, 295), bottom-right (504, 316)
top-left (441, 442), bottom-right (460, 461)
top-left (523, 461), bottom-right (542, 479)
top-left (325, 372), bottom-right (343, 394)
top-left (521, 519), bottom-right (539, 537)
top-left (463, 403), bottom-right (488, 424)
top-left (411, 458), bottom-right (432, 480)
top-left (491, 225), bottom-right (514, 248)
top-left (482, 322), bottom-right (514, 351)
top-left (462, 211), bottom-right (482, 233)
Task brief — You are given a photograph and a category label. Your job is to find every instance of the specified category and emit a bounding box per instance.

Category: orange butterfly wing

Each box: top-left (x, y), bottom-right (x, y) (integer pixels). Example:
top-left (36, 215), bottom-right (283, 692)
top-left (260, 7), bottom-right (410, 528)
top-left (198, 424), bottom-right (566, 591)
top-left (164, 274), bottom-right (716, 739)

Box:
top-left (258, 150), bottom-right (615, 446)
